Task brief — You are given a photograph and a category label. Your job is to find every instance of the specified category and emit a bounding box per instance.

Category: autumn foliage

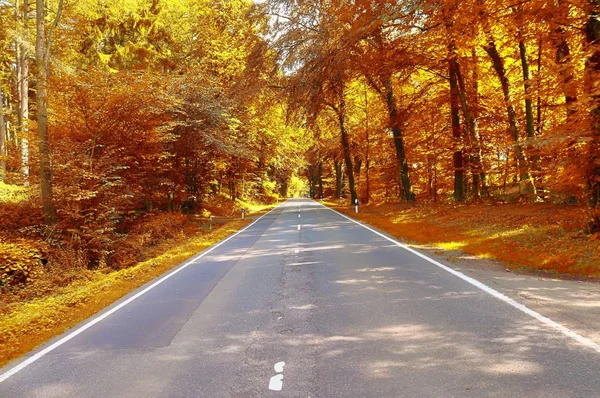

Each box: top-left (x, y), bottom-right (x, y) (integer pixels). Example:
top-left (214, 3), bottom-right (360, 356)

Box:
top-left (271, 0), bottom-right (600, 222)
top-left (0, 0), bottom-right (313, 297)
top-left (1, 0), bottom-right (600, 291)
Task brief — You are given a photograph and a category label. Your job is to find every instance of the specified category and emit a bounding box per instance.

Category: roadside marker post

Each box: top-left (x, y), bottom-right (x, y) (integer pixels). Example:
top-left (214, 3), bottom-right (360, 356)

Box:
top-left (241, 207), bottom-right (245, 220)
top-left (355, 198), bottom-right (359, 214)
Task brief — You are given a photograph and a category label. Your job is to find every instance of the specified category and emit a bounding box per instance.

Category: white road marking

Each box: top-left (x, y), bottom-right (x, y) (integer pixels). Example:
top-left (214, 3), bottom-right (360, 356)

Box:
top-left (297, 224), bottom-right (301, 231)
top-left (274, 361), bottom-right (285, 372)
top-left (295, 248), bottom-right (299, 254)
top-left (319, 202), bottom-right (600, 355)
top-left (0, 203), bottom-right (286, 383)
top-left (298, 213), bottom-right (301, 218)
top-left (269, 361), bottom-right (286, 391)
top-left (269, 374), bottom-right (284, 391)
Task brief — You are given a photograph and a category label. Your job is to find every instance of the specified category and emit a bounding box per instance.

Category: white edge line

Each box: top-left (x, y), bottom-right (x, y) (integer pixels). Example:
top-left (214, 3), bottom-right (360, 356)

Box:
top-left (318, 201), bottom-right (600, 355)
top-left (0, 202), bottom-right (285, 383)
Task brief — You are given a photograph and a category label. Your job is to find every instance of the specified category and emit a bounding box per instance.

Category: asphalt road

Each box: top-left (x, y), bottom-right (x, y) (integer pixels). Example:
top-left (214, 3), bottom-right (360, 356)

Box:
top-left (1, 199), bottom-right (599, 397)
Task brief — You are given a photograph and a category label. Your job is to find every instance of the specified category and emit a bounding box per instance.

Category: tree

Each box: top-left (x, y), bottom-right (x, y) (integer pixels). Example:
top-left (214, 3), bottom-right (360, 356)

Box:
top-left (587, 0), bottom-right (600, 231)
top-left (16, 0), bottom-right (30, 185)
top-left (481, 8), bottom-right (536, 197)
top-left (0, 89), bottom-right (5, 180)
top-left (35, 0), bottom-right (62, 225)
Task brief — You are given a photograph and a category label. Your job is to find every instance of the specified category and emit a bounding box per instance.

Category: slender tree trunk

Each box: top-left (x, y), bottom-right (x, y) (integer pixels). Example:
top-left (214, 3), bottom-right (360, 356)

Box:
top-left (444, 8), bottom-right (467, 201)
top-left (334, 159), bottom-right (343, 197)
top-left (449, 51), bottom-right (465, 202)
top-left (586, 0), bottom-right (600, 231)
top-left (471, 48), bottom-right (488, 197)
top-left (383, 78), bottom-right (414, 201)
top-left (537, 37), bottom-right (543, 136)
top-left (484, 39), bottom-right (536, 197)
top-left (516, 22), bottom-right (541, 188)
top-left (367, 28), bottom-right (414, 202)
top-left (17, 0), bottom-right (30, 185)
top-left (36, 0), bottom-right (60, 225)
top-left (334, 97), bottom-right (357, 205)
top-left (519, 41), bottom-right (536, 141)
top-left (364, 86), bottom-right (370, 204)
top-left (308, 164), bottom-right (315, 198)
top-left (0, 90), bottom-right (6, 181)
top-left (452, 56), bottom-right (486, 198)
top-left (318, 161), bottom-right (323, 199)
top-left (554, 0), bottom-right (578, 119)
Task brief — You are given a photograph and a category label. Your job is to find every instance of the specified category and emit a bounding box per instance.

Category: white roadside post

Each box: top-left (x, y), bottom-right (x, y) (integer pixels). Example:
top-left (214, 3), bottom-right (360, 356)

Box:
top-left (355, 198), bottom-right (359, 214)
top-left (241, 206), bottom-right (245, 220)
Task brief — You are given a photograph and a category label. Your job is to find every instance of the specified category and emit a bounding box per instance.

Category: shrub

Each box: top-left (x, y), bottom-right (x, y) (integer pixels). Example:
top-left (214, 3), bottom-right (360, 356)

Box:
top-left (0, 238), bottom-right (46, 288)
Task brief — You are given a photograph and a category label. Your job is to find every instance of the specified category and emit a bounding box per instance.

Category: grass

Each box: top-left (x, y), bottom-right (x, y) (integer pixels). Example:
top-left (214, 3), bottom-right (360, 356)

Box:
top-left (0, 182), bottom-right (30, 204)
top-left (0, 219), bottom-right (250, 368)
top-left (329, 200), bottom-right (600, 279)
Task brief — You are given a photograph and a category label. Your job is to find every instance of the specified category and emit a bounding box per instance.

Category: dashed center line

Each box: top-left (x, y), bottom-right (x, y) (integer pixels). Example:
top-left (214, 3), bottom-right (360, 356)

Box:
top-left (269, 374), bottom-right (283, 391)
top-left (274, 361), bottom-right (285, 373)
top-left (297, 224), bottom-right (301, 231)
top-left (269, 361), bottom-right (286, 391)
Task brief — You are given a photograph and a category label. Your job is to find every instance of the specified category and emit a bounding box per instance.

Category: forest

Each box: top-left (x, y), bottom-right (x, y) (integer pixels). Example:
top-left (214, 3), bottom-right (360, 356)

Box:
top-left (0, 0), bottom-right (599, 363)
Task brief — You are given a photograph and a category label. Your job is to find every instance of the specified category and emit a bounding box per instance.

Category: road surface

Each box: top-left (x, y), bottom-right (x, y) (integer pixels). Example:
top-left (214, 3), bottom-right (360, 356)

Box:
top-left (1, 199), bottom-right (599, 397)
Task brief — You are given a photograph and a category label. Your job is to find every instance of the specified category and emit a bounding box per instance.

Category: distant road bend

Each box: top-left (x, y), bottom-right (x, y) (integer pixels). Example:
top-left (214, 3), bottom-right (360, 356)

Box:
top-left (1, 199), bottom-right (599, 397)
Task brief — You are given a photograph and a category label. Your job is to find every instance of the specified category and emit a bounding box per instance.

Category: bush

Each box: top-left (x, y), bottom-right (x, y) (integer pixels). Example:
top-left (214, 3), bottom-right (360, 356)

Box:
top-left (0, 238), bottom-right (46, 288)
top-left (109, 212), bottom-right (188, 268)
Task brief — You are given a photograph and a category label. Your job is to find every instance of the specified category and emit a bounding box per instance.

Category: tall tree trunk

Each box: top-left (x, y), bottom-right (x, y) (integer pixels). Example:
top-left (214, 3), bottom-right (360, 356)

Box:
top-left (308, 164), bottom-right (316, 198)
top-left (318, 161), bottom-right (323, 199)
top-left (17, 0), bottom-right (30, 185)
top-left (36, 0), bottom-right (60, 225)
top-left (516, 21), bottom-right (541, 186)
top-left (0, 90), bottom-right (6, 181)
top-left (554, 0), bottom-right (578, 119)
top-left (334, 159), bottom-right (343, 197)
top-left (384, 78), bottom-right (415, 201)
top-left (519, 40), bottom-right (536, 141)
top-left (537, 37), bottom-right (543, 136)
top-left (334, 97), bottom-right (357, 205)
top-left (452, 55), bottom-right (486, 198)
top-left (444, 6), bottom-right (466, 201)
top-left (449, 50), bottom-right (465, 202)
top-left (586, 0), bottom-right (600, 231)
top-left (367, 28), bottom-right (414, 202)
top-left (364, 86), bottom-right (370, 204)
top-left (471, 48), bottom-right (488, 197)
top-left (484, 39), bottom-right (536, 197)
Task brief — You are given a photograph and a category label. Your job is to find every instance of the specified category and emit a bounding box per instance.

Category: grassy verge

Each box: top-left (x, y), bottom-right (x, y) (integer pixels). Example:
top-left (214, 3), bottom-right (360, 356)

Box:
top-left (0, 219), bottom-right (250, 368)
top-left (327, 201), bottom-right (600, 279)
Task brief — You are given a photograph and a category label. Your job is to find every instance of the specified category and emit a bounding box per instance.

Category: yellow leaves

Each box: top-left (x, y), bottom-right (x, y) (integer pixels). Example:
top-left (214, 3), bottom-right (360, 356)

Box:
top-left (0, 182), bottom-right (31, 204)
top-left (0, 238), bottom-right (45, 288)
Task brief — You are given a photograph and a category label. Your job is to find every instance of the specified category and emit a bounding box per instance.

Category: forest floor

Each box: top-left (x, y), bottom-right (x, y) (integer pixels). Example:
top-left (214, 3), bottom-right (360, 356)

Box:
top-left (0, 197), bottom-right (277, 368)
top-left (326, 199), bottom-right (600, 279)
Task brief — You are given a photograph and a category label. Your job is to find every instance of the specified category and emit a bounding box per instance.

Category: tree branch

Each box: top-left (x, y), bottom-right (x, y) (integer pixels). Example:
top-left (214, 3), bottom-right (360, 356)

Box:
top-left (44, 0), bottom-right (63, 68)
